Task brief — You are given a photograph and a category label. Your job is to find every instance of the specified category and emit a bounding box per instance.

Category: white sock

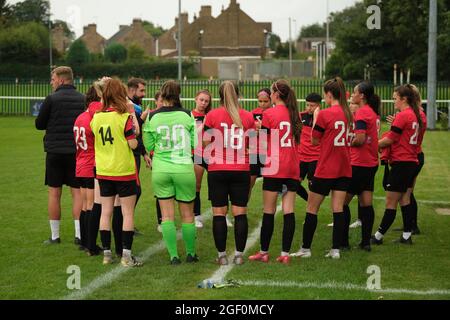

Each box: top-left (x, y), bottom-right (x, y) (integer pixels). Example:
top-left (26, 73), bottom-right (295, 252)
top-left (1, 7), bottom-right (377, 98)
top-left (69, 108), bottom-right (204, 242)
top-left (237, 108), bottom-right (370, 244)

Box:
top-left (235, 251), bottom-right (243, 257)
top-left (122, 249), bottom-right (132, 258)
top-left (403, 232), bottom-right (412, 240)
top-left (375, 231), bottom-right (384, 240)
top-left (218, 251), bottom-right (227, 258)
top-left (74, 220), bottom-right (80, 239)
top-left (50, 220), bottom-right (60, 240)
top-left (281, 251), bottom-right (289, 257)
top-left (260, 250), bottom-right (268, 254)
top-left (104, 249), bottom-right (112, 255)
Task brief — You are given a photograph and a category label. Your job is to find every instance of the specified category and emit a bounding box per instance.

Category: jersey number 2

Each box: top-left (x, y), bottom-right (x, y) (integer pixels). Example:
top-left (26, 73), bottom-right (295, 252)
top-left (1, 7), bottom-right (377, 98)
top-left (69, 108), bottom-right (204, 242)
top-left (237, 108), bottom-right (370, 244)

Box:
top-left (409, 122), bottom-right (419, 145)
top-left (334, 121), bottom-right (349, 147)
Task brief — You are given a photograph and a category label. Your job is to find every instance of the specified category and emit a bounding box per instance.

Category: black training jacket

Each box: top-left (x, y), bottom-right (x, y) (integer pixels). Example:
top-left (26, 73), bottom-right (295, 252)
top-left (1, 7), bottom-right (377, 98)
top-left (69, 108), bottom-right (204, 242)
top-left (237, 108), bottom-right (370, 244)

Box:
top-left (35, 84), bottom-right (85, 154)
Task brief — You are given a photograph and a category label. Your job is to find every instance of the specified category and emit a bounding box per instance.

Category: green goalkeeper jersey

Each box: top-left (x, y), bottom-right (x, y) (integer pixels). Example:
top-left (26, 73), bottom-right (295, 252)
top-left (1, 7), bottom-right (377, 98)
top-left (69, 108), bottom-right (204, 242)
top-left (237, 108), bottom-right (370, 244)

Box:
top-left (143, 106), bottom-right (197, 173)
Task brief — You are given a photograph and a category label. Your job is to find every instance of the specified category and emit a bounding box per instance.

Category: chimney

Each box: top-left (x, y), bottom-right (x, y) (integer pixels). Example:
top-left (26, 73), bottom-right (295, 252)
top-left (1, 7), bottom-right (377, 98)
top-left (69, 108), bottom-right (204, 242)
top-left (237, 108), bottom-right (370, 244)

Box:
top-left (230, 0), bottom-right (239, 7)
top-left (200, 5), bottom-right (212, 18)
top-left (88, 24), bottom-right (97, 33)
top-left (132, 18), bottom-right (142, 28)
top-left (180, 13), bottom-right (189, 26)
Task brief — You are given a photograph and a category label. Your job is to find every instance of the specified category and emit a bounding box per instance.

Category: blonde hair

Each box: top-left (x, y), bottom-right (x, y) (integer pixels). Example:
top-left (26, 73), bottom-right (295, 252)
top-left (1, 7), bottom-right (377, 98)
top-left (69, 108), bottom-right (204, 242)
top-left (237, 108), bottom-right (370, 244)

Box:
top-left (219, 81), bottom-right (242, 128)
top-left (51, 66), bottom-right (73, 83)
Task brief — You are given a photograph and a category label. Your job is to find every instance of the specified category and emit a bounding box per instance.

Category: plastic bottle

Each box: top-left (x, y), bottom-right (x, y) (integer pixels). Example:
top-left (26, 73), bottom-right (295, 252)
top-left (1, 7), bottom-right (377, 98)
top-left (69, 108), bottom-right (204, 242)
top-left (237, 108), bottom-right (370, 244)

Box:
top-left (197, 279), bottom-right (215, 289)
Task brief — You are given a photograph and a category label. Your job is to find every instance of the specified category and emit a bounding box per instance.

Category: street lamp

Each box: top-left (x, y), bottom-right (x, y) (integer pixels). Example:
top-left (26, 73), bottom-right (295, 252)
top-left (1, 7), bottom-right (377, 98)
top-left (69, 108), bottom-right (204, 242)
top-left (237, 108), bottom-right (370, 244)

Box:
top-left (178, 0), bottom-right (182, 81)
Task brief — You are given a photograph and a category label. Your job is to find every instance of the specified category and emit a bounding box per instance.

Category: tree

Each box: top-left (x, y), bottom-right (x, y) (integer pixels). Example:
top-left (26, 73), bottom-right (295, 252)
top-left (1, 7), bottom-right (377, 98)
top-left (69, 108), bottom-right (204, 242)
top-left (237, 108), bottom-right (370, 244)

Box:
top-left (325, 0), bottom-right (450, 80)
top-left (66, 39), bottom-right (90, 65)
top-left (53, 19), bottom-right (75, 40)
top-left (298, 23), bottom-right (326, 39)
top-left (142, 20), bottom-right (166, 38)
top-left (10, 0), bottom-right (50, 25)
top-left (269, 33), bottom-right (281, 51)
top-left (0, 22), bottom-right (49, 63)
top-left (127, 43), bottom-right (145, 62)
top-left (0, 0), bottom-right (13, 26)
top-left (104, 43), bottom-right (127, 63)
top-left (274, 42), bottom-right (297, 59)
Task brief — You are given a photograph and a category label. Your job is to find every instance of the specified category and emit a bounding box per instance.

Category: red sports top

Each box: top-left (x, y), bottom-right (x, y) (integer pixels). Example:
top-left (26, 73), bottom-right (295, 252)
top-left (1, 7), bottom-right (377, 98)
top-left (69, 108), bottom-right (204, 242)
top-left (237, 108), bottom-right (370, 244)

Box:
top-left (386, 107), bottom-right (420, 164)
top-left (261, 104), bottom-right (300, 179)
top-left (203, 107), bottom-right (255, 172)
top-left (312, 105), bottom-right (352, 179)
top-left (251, 107), bottom-right (270, 156)
top-left (350, 105), bottom-right (380, 167)
top-left (88, 101), bottom-right (102, 117)
top-left (192, 109), bottom-right (207, 158)
top-left (298, 111), bottom-right (320, 162)
top-left (74, 111), bottom-right (95, 178)
top-left (380, 131), bottom-right (392, 163)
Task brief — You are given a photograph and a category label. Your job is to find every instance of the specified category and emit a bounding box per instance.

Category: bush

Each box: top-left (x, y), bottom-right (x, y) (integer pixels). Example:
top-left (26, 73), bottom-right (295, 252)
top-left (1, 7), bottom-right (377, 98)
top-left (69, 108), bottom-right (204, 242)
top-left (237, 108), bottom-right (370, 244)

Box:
top-left (66, 39), bottom-right (90, 65)
top-left (0, 60), bottom-right (198, 79)
top-left (104, 43), bottom-right (127, 63)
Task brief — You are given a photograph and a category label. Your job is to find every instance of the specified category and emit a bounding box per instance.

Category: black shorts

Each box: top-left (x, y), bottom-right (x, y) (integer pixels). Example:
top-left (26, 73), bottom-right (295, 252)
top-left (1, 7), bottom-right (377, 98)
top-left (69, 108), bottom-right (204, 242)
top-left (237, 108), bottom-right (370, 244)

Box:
top-left (386, 162), bottom-right (418, 193)
top-left (193, 155), bottom-right (208, 170)
top-left (98, 179), bottom-right (137, 198)
top-left (45, 153), bottom-right (79, 188)
top-left (263, 177), bottom-right (299, 193)
top-left (250, 154), bottom-right (266, 177)
top-left (77, 177), bottom-right (95, 189)
top-left (310, 177), bottom-right (351, 196)
top-left (414, 152), bottom-right (425, 178)
top-left (300, 161), bottom-right (318, 181)
top-left (208, 171), bottom-right (250, 207)
top-left (348, 166), bottom-right (378, 195)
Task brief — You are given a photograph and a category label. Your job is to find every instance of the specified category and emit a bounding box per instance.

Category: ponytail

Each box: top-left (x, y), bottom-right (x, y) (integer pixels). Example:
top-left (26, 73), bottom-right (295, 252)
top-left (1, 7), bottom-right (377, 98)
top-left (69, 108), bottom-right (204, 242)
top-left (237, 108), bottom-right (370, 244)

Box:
top-left (219, 81), bottom-right (243, 129)
top-left (272, 80), bottom-right (301, 144)
top-left (324, 77), bottom-right (353, 124)
top-left (356, 81), bottom-right (381, 116)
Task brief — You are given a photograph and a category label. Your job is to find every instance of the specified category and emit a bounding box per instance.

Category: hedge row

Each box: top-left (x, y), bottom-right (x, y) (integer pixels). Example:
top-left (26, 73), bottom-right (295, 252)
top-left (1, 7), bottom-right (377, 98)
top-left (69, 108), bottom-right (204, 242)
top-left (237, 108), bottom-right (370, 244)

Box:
top-left (0, 61), bottom-right (198, 79)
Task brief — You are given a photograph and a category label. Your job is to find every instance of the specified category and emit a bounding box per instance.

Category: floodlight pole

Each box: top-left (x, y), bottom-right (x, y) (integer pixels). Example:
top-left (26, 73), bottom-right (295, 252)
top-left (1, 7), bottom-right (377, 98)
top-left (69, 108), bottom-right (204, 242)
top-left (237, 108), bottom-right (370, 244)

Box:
top-left (48, 11), bottom-right (53, 73)
top-left (427, 0), bottom-right (437, 129)
top-left (326, 0), bottom-right (330, 59)
top-left (178, 0), bottom-right (182, 81)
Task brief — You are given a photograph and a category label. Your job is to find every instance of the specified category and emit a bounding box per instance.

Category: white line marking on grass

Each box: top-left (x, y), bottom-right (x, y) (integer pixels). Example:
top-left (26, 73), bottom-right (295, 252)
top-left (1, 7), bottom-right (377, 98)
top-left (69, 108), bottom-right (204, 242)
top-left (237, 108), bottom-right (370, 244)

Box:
top-left (63, 208), bottom-right (212, 300)
top-left (208, 203), bottom-right (282, 283)
top-left (374, 196), bottom-right (450, 206)
top-left (239, 280), bottom-right (450, 296)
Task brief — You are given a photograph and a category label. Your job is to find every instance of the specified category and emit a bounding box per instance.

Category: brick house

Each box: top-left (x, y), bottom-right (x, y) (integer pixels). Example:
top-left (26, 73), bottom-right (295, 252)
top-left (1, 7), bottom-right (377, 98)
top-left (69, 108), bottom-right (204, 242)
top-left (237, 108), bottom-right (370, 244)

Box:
top-left (106, 19), bottom-right (155, 56)
top-left (158, 0), bottom-right (271, 59)
top-left (79, 24), bottom-right (106, 54)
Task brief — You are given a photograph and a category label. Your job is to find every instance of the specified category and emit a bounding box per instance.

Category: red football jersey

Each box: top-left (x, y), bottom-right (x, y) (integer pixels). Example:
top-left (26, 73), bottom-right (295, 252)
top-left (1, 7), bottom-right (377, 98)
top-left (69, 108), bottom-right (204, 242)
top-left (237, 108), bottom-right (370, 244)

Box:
top-left (88, 101), bottom-right (102, 117)
top-left (192, 110), bottom-right (207, 158)
top-left (298, 111), bottom-right (320, 162)
top-left (74, 111), bottom-right (95, 178)
top-left (417, 109), bottom-right (427, 154)
top-left (261, 105), bottom-right (300, 179)
top-left (312, 105), bottom-right (352, 179)
top-left (380, 131), bottom-right (392, 163)
top-left (203, 107), bottom-right (255, 172)
top-left (350, 105), bottom-right (380, 167)
top-left (251, 107), bottom-right (270, 156)
top-left (252, 107), bottom-right (264, 122)
top-left (387, 107), bottom-right (420, 163)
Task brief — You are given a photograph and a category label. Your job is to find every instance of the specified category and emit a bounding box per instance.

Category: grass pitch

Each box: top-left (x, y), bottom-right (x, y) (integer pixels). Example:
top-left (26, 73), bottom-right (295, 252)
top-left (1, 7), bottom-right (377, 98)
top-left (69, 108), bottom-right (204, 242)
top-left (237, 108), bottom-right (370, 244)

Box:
top-left (0, 117), bottom-right (449, 300)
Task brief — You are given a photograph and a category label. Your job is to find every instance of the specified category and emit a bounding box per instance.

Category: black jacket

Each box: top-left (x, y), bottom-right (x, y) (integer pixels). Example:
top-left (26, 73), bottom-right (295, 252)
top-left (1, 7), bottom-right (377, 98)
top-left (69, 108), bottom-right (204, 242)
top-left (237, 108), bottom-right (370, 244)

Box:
top-left (35, 84), bottom-right (85, 154)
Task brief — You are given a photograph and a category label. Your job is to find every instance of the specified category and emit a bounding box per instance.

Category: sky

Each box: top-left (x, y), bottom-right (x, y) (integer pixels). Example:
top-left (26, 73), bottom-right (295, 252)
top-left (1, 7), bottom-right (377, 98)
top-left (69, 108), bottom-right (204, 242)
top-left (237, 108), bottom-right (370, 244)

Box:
top-left (8, 0), bottom-right (359, 41)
